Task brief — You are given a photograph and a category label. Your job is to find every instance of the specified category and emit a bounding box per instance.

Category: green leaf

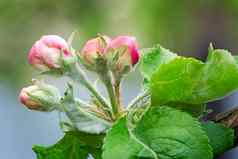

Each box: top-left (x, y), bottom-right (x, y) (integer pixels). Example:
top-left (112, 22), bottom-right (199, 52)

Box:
top-left (140, 46), bottom-right (206, 116)
top-left (140, 45), bottom-right (177, 81)
top-left (202, 121), bottom-right (235, 156)
top-left (133, 106), bottom-right (213, 159)
top-left (234, 55), bottom-right (238, 64)
top-left (33, 131), bottom-right (104, 159)
top-left (165, 102), bottom-right (206, 117)
top-left (150, 48), bottom-right (238, 106)
top-left (103, 107), bottom-right (213, 159)
top-left (102, 118), bottom-right (154, 159)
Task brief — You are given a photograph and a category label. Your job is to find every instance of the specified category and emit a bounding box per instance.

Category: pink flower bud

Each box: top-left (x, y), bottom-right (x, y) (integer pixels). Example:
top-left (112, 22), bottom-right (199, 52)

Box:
top-left (28, 35), bottom-right (76, 71)
top-left (108, 36), bottom-right (140, 66)
top-left (81, 36), bottom-right (111, 64)
top-left (19, 86), bottom-right (41, 110)
top-left (19, 81), bottom-right (60, 111)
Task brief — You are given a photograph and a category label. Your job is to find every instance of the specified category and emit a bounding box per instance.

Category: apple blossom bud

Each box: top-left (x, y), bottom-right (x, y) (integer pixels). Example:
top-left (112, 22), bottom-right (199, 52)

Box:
top-left (28, 35), bottom-right (77, 72)
top-left (106, 36), bottom-right (140, 74)
top-left (19, 80), bottom-right (60, 111)
top-left (80, 36), bottom-right (111, 66)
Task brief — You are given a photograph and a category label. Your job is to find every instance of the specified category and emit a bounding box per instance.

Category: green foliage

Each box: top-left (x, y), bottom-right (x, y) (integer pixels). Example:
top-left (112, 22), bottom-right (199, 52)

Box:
top-left (164, 102), bottom-right (206, 117)
top-left (202, 122), bottom-right (235, 156)
top-left (102, 118), bottom-right (151, 159)
top-left (141, 45), bottom-right (238, 117)
top-left (33, 131), bottom-right (104, 159)
top-left (133, 106), bottom-right (213, 159)
top-left (103, 107), bottom-right (213, 159)
top-left (140, 46), bottom-right (177, 90)
top-left (140, 46), bottom-right (177, 82)
top-left (150, 47), bottom-right (238, 105)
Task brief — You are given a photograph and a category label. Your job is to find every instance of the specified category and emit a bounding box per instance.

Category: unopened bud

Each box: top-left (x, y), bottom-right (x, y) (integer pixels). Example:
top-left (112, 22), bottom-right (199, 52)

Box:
top-left (106, 36), bottom-right (140, 74)
top-left (28, 35), bottom-right (77, 72)
top-left (19, 80), bottom-right (60, 111)
top-left (80, 36), bottom-right (111, 69)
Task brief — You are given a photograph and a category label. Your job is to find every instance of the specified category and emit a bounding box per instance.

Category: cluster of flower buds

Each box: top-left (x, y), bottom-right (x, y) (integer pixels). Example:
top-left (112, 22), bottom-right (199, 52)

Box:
top-left (19, 80), bottom-right (60, 111)
top-left (20, 33), bottom-right (140, 120)
top-left (27, 34), bottom-right (139, 75)
top-left (79, 35), bottom-right (140, 76)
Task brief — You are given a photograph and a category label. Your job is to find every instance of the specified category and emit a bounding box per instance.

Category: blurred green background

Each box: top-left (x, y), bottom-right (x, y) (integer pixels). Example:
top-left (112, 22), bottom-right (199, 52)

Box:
top-left (1, 0), bottom-right (238, 87)
top-left (1, 0), bottom-right (238, 158)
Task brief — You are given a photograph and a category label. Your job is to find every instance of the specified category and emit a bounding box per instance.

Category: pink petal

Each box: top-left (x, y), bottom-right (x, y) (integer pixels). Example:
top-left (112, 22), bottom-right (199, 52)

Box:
top-left (109, 36), bottom-right (139, 65)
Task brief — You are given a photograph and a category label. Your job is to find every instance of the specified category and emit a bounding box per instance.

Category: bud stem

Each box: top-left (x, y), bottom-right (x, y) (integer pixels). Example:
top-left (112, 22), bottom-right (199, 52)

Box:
top-left (99, 72), bottom-right (120, 120)
top-left (67, 64), bottom-right (112, 117)
top-left (114, 79), bottom-right (124, 113)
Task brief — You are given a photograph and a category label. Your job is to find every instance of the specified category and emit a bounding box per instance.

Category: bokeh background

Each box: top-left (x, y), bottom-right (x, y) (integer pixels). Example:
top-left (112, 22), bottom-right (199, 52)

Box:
top-left (1, 0), bottom-right (238, 158)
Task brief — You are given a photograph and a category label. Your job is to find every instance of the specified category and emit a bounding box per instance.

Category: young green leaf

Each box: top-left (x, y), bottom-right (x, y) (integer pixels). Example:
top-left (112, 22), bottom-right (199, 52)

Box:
top-left (150, 48), bottom-right (238, 107)
top-left (202, 122), bottom-right (235, 156)
top-left (140, 45), bottom-right (206, 116)
top-left (102, 118), bottom-right (154, 159)
top-left (140, 45), bottom-right (177, 81)
top-left (33, 131), bottom-right (104, 159)
top-left (133, 106), bottom-right (213, 159)
top-left (140, 45), bottom-right (177, 89)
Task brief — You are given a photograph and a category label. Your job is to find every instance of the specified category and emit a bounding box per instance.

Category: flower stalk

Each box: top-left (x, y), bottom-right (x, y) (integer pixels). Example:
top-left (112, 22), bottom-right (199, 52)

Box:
top-left (114, 81), bottom-right (122, 110)
top-left (98, 70), bottom-right (120, 120)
